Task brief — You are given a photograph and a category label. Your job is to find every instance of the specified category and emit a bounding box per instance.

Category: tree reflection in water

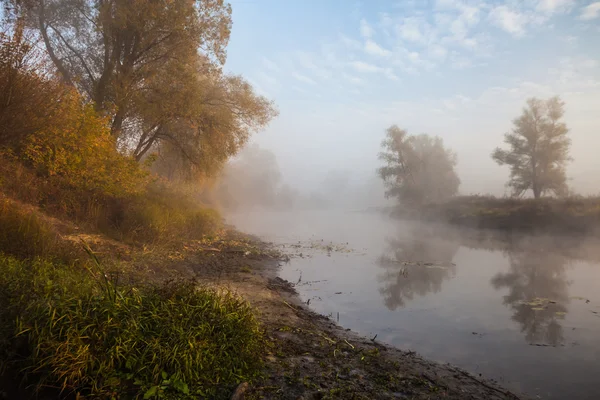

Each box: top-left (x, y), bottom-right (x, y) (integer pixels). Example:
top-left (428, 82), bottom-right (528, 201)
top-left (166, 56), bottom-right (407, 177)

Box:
top-left (491, 239), bottom-right (571, 346)
top-left (377, 227), bottom-right (460, 310)
top-left (378, 226), bottom-right (572, 346)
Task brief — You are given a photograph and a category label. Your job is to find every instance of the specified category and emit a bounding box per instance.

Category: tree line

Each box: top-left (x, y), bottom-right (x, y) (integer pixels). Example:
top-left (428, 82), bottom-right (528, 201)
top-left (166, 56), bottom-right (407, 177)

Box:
top-left (378, 96), bottom-right (571, 205)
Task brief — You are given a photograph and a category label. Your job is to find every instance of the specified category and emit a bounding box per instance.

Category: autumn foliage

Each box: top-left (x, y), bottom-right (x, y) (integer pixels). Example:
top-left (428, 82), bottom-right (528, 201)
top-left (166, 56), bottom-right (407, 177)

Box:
top-left (0, 26), bottom-right (218, 243)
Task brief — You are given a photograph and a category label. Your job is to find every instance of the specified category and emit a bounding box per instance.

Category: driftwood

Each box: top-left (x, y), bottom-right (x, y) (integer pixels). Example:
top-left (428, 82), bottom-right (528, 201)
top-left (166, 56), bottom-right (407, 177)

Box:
top-left (230, 382), bottom-right (249, 400)
top-left (199, 247), bottom-right (221, 252)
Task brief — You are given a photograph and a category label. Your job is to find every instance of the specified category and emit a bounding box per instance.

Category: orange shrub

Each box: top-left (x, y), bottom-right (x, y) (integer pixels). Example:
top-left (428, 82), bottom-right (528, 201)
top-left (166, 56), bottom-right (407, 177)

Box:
top-left (23, 89), bottom-right (147, 197)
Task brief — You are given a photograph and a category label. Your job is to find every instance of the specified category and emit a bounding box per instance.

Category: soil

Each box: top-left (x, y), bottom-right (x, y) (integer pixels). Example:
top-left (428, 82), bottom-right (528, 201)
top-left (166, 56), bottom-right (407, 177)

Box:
top-left (140, 230), bottom-right (529, 400)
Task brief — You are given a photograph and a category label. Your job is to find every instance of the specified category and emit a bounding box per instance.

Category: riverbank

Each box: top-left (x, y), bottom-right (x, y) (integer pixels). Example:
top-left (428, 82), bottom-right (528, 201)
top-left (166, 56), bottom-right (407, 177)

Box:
top-left (383, 195), bottom-right (600, 236)
top-left (177, 230), bottom-right (527, 399)
top-left (0, 195), bottom-right (527, 399)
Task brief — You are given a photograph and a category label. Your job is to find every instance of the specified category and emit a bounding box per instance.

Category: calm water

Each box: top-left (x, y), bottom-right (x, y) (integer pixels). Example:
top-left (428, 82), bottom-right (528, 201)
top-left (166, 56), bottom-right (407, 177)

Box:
top-left (228, 210), bottom-right (600, 400)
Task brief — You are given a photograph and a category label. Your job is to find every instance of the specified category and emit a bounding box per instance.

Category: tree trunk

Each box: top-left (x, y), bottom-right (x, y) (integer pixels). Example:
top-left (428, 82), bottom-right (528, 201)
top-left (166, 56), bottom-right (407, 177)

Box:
top-left (111, 107), bottom-right (125, 137)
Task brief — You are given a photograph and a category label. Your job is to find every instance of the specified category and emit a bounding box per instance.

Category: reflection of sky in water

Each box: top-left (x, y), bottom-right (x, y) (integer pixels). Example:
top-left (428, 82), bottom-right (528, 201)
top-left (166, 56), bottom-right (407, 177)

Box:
top-left (228, 210), bottom-right (600, 400)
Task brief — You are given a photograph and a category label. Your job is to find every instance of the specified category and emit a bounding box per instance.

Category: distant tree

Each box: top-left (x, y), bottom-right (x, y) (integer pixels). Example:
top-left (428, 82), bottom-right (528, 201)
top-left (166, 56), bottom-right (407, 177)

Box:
top-left (492, 97), bottom-right (570, 199)
top-left (214, 144), bottom-right (283, 210)
top-left (378, 125), bottom-right (460, 206)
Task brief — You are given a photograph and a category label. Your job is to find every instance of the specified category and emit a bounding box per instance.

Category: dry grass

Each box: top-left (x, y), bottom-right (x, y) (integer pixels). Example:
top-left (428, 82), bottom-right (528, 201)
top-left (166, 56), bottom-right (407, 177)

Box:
top-left (0, 155), bottom-right (222, 246)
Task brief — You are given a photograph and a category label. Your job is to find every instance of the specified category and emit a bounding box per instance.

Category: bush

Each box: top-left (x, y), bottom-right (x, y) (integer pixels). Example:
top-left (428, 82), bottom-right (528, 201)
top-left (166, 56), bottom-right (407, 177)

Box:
top-left (116, 182), bottom-right (222, 244)
top-left (22, 90), bottom-right (148, 198)
top-left (0, 254), bottom-right (264, 399)
top-left (0, 198), bottom-right (77, 262)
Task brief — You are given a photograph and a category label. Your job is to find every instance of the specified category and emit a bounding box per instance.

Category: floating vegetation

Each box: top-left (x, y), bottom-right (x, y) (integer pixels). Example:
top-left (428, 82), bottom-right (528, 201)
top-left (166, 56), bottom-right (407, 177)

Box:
top-left (570, 296), bottom-right (591, 303)
top-left (282, 239), bottom-right (357, 258)
top-left (518, 297), bottom-right (558, 308)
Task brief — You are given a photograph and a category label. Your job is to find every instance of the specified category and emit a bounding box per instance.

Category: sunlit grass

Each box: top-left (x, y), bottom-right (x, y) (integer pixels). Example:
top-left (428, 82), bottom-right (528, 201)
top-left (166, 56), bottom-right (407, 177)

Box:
top-left (0, 253), bottom-right (265, 399)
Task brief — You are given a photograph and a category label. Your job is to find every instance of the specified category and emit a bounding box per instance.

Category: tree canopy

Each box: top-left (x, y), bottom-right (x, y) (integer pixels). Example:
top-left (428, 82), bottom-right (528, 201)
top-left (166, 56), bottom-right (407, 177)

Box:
top-left (3, 0), bottom-right (277, 180)
top-left (492, 97), bottom-right (570, 199)
top-left (378, 125), bottom-right (460, 206)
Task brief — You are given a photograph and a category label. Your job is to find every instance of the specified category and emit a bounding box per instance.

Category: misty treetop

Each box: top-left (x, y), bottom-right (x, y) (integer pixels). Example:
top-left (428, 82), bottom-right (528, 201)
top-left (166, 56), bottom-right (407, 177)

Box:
top-left (378, 125), bottom-right (460, 207)
top-left (492, 96), bottom-right (570, 199)
top-left (3, 0), bottom-right (278, 181)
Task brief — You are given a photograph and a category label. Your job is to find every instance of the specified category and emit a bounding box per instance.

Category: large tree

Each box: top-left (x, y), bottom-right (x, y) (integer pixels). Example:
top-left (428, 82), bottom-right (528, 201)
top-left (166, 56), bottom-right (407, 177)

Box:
top-left (4, 0), bottom-right (277, 179)
top-left (492, 97), bottom-right (570, 199)
top-left (378, 125), bottom-right (460, 206)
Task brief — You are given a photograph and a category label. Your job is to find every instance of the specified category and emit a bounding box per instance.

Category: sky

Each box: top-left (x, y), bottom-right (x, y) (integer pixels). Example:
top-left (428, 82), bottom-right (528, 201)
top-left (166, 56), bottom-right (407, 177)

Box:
top-left (224, 0), bottom-right (600, 196)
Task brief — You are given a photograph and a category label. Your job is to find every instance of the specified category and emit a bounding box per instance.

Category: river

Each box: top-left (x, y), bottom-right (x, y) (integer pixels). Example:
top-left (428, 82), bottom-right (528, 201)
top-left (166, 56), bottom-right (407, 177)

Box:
top-left (228, 209), bottom-right (600, 400)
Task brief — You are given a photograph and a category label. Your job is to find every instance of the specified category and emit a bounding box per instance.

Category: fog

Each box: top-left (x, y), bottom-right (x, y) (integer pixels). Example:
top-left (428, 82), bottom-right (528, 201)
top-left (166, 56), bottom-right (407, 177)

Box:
top-left (224, 0), bottom-right (600, 199)
top-left (217, 4), bottom-right (600, 398)
top-left (214, 144), bottom-right (393, 211)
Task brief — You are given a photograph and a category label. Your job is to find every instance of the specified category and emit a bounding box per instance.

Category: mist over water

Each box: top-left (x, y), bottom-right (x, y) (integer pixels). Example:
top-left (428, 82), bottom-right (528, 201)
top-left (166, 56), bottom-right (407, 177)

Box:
top-left (228, 209), bottom-right (600, 400)
top-left (215, 3), bottom-right (600, 398)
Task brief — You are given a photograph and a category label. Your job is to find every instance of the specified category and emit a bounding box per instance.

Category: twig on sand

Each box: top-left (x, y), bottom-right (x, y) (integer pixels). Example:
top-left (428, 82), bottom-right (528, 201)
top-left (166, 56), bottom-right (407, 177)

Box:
top-left (200, 247), bottom-right (221, 252)
top-left (317, 331), bottom-right (336, 345)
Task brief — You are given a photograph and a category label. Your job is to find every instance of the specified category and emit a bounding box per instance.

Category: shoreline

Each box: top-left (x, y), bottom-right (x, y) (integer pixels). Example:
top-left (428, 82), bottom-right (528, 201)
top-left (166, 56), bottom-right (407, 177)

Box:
top-left (187, 233), bottom-right (529, 399)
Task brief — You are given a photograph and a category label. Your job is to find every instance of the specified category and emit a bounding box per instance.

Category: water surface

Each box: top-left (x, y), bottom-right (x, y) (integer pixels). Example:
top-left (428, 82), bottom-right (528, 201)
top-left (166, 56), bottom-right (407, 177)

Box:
top-left (229, 210), bottom-right (600, 400)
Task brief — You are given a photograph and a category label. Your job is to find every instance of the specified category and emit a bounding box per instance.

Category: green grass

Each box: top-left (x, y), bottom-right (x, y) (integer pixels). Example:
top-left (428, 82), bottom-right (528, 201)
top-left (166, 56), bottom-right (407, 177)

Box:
top-left (0, 253), bottom-right (265, 399)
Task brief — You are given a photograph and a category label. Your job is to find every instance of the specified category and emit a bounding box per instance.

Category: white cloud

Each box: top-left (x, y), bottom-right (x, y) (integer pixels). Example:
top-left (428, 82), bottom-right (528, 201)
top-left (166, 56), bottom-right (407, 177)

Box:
top-left (364, 39), bottom-right (392, 57)
top-left (295, 51), bottom-right (331, 79)
top-left (580, 2), bottom-right (600, 20)
top-left (536, 0), bottom-right (574, 14)
top-left (262, 57), bottom-right (280, 73)
top-left (342, 72), bottom-right (366, 85)
top-left (395, 16), bottom-right (431, 43)
top-left (291, 71), bottom-right (316, 85)
top-left (429, 44), bottom-right (448, 60)
top-left (256, 71), bottom-right (278, 87)
top-left (292, 86), bottom-right (307, 94)
top-left (350, 60), bottom-right (382, 73)
top-left (347, 61), bottom-right (399, 82)
top-left (489, 5), bottom-right (528, 36)
top-left (393, 47), bottom-right (436, 71)
top-left (339, 33), bottom-right (362, 50)
top-left (360, 18), bottom-right (374, 38)
top-left (450, 55), bottom-right (473, 69)
top-left (383, 69), bottom-right (400, 81)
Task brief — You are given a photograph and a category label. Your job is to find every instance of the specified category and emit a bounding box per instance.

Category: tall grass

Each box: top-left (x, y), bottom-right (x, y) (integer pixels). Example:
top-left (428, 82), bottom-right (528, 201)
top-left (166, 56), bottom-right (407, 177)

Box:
top-left (0, 253), bottom-right (264, 399)
top-left (0, 199), bottom-right (77, 262)
top-left (115, 182), bottom-right (222, 244)
top-left (0, 156), bottom-right (222, 246)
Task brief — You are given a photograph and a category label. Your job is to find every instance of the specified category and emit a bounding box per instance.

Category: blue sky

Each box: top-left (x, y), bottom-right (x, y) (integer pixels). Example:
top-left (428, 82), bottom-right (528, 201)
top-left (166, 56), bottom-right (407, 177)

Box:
top-left (224, 0), bottom-right (600, 195)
